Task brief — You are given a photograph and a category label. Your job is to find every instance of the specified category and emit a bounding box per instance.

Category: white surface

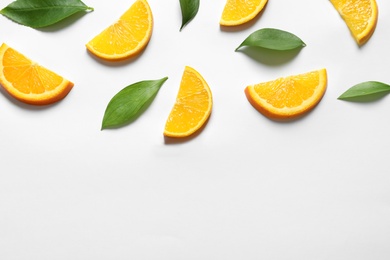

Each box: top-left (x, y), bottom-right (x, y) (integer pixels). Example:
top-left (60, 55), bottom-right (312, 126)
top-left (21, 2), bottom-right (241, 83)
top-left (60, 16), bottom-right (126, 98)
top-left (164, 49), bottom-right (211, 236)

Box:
top-left (1, 0), bottom-right (390, 259)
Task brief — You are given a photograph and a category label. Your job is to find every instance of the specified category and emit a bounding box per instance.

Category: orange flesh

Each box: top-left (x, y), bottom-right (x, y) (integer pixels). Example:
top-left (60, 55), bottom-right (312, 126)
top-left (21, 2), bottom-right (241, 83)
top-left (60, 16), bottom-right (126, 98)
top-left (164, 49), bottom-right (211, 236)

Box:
top-left (0, 43), bottom-right (73, 105)
top-left (245, 69), bottom-right (327, 120)
top-left (164, 67), bottom-right (212, 137)
top-left (3, 48), bottom-right (63, 94)
top-left (254, 71), bottom-right (320, 109)
top-left (86, 0), bottom-right (152, 60)
top-left (330, 0), bottom-right (378, 44)
top-left (220, 0), bottom-right (268, 26)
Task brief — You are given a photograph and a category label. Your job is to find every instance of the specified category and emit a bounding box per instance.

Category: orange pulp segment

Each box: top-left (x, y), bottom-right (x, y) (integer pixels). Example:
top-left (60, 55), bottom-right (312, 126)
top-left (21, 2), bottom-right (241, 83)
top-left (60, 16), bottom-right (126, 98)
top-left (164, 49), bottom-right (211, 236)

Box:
top-left (86, 0), bottom-right (153, 61)
top-left (245, 69), bottom-right (327, 120)
top-left (330, 0), bottom-right (378, 45)
top-left (0, 43), bottom-right (74, 106)
top-left (164, 66), bottom-right (212, 138)
top-left (220, 0), bottom-right (268, 26)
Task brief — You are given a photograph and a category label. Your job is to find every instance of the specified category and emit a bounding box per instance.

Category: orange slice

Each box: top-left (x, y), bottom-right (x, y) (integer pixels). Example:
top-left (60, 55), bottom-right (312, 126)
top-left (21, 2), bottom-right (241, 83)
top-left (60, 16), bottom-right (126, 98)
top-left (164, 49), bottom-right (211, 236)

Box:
top-left (86, 0), bottom-right (153, 61)
top-left (330, 0), bottom-right (378, 45)
top-left (245, 69), bottom-right (327, 120)
top-left (0, 43), bottom-right (74, 106)
top-left (220, 0), bottom-right (268, 26)
top-left (164, 66), bottom-right (212, 138)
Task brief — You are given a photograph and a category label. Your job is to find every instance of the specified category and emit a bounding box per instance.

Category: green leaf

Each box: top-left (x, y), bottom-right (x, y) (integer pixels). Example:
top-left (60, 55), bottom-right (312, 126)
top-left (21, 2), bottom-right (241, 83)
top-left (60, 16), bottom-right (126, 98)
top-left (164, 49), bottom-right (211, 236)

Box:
top-left (101, 77), bottom-right (168, 130)
top-left (179, 0), bottom-right (199, 31)
top-left (235, 28), bottom-right (306, 51)
top-left (0, 0), bottom-right (94, 28)
top-left (338, 81), bottom-right (390, 101)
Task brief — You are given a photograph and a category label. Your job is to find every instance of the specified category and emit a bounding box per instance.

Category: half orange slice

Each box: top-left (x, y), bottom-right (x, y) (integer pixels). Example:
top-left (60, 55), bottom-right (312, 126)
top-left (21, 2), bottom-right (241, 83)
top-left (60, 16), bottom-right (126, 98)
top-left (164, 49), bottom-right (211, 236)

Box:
top-left (245, 69), bottom-right (327, 120)
top-left (220, 0), bottom-right (268, 26)
top-left (0, 43), bottom-right (74, 106)
top-left (330, 0), bottom-right (378, 45)
top-left (86, 0), bottom-right (153, 61)
top-left (164, 66), bottom-right (212, 138)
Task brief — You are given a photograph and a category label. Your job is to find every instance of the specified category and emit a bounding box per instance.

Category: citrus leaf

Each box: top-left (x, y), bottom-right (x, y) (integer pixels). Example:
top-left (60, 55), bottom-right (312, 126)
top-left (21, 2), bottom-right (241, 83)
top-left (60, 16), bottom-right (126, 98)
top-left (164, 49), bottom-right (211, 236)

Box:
top-left (0, 0), bottom-right (94, 28)
top-left (179, 0), bottom-right (199, 31)
top-left (102, 77), bottom-right (168, 130)
top-left (235, 28), bottom-right (306, 51)
top-left (338, 81), bottom-right (390, 101)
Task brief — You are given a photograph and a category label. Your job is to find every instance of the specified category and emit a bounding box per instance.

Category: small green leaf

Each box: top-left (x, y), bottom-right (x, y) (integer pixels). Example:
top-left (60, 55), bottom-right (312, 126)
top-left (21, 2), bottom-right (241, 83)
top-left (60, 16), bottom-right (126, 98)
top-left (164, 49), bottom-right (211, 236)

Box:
top-left (0, 0), bottom-right (94, 28)
top-left (101, 77), bottom-right (168, 130)
top-left (338, 81), bottom-right (390, 101)
top-left (235, 28), bottom-right (306, 51)
top-left (179, 0), bottom-right (199, 31)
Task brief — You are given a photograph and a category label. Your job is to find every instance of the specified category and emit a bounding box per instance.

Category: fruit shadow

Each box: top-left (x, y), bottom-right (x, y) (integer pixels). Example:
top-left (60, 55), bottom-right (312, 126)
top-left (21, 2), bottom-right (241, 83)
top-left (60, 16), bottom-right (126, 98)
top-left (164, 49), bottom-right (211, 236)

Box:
top-left (164, 114), bottom-right (212, 145)
top-left (246, 98), bottom-right (322, 125)
top-left (86, 48), bottom-right (145, 67)
top-left (236, 47), bottom-right (303, 66)
top-left (37, 11), bottom-right (92, 32)
top-left (0, 86), bottom-right (66, 111)
top-left (259, 109), bottom-right (316, 125)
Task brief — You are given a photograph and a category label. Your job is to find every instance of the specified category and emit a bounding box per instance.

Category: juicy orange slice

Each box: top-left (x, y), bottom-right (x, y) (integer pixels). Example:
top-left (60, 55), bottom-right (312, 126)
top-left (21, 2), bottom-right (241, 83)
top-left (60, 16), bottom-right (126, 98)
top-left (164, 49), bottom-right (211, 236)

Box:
top-left (245, 69), bottom-right (327, 120)
top-left (220, 0), bottom-right (268, 26)
top-left (86, 0), bottom-right (153, 61)
top-left (0, 43), bottom-right (74, 106)
top-left (164, 66), bottom-right (212, 138)
top-left (330, 0), bottom-right (378, 45)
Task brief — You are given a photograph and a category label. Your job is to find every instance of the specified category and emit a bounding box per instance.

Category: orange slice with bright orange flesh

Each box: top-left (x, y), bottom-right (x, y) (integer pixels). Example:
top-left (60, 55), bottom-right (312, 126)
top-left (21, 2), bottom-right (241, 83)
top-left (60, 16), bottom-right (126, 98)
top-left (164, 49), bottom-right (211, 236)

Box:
top-left (164, 66), bottom-right (212, 138)
top-left (245, 69), bottom-right (327, 120)
top-left (0, 43), bottom-right (74, 106)
top-left (330, 0), bottom-right (378, 45)
top-left (220, 0), bottom-right (268, 26)
top-left (86, 0), bottom-right (153, 61)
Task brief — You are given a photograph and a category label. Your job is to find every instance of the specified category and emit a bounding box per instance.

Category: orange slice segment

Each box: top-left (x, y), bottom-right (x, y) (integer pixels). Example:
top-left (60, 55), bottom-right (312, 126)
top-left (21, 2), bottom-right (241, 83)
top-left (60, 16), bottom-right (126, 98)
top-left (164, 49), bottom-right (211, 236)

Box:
top-left (330, 0), bottom-right (378, 45)
top-left (220, 0), bottom-right (268, 26)
top-left (245, 69), bottom-right (327, 120)
top-left (86, 0), bottom-right (153, 61)
top-left (0, 43), bottom-right (74, 106)
top-left (164, 66), bottom-right (212, 138)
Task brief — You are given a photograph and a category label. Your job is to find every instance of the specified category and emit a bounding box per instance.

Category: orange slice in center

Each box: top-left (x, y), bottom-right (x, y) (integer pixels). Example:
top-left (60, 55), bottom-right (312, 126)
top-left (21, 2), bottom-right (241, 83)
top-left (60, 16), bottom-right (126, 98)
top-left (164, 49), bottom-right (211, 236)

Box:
top-left (164, 66), bottom-right (213, 138)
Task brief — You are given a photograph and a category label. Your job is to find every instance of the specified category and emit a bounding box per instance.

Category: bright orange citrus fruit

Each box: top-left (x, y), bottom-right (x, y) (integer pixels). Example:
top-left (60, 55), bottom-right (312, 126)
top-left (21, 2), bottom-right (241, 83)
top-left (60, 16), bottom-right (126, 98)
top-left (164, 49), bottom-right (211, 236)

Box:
top-left (0, 43), bottom-right (74, 106)
top-left (245, 69), bottom-right (327, 120)
top-left (164, 66), bottom-right (213, 138)
top-left (86, 0), bottom-right (153, 61)
top-left (220, 0), bottom-right (268, 26)
top-left (330, 0), bottom-right (378, 45)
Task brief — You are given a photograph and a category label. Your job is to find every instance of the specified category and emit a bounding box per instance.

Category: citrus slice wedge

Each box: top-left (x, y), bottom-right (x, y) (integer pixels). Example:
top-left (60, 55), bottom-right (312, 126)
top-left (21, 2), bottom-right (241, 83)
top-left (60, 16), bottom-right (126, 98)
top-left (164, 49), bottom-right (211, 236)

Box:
top-left (0, 43), bottom-right (74, 106)
top-left (330, 0), bottom-right (378, 45)
top-left (86, 0), bottom-right (153, 61)
top-left (245, 69), bottom-right (327, 120)
top-left (164, 66), bottom-right (212, 138)
top-left (220, 0), bottom-right (268, 26)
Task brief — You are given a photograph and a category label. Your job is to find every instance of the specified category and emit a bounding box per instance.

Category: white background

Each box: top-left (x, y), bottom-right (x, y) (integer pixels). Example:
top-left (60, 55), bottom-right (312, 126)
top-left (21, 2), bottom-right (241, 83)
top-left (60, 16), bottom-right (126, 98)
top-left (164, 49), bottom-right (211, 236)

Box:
top-left (1, 0), bottom-right (390, 259)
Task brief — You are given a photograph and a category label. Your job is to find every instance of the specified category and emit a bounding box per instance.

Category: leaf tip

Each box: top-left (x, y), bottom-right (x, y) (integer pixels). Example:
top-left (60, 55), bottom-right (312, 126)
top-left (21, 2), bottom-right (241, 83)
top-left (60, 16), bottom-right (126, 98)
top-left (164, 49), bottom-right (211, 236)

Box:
top-left (180, 20), bottom-right (191, 31)
top-left (87, 6), bottom-right (94, 11)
